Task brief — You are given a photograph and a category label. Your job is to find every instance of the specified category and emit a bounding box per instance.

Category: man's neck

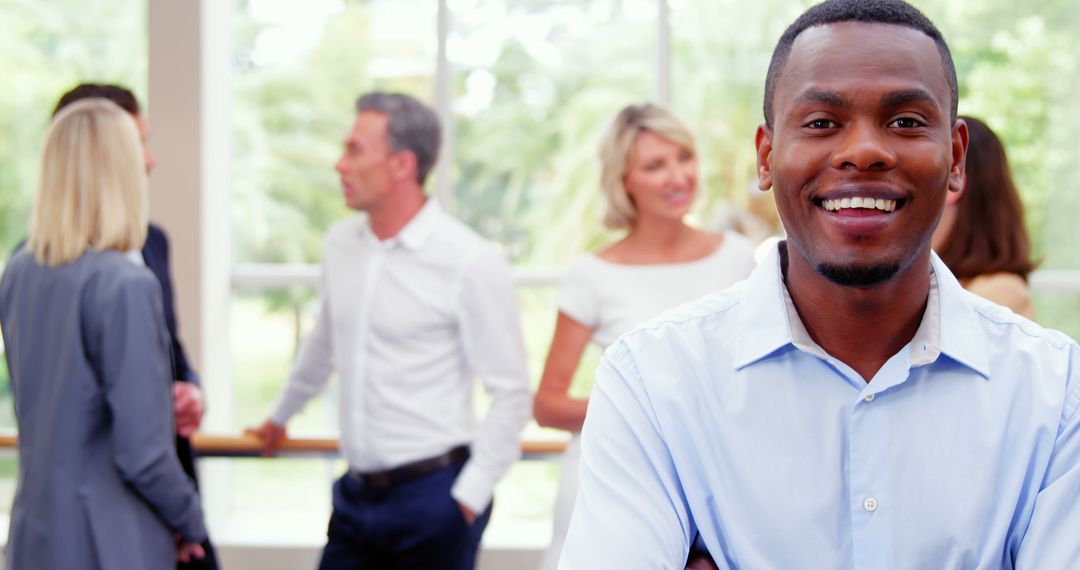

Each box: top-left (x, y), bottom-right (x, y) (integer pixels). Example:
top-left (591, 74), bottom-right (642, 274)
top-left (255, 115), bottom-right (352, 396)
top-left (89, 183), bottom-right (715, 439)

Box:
top-left (781, 243), bottom-right (932, 382)
top-left (367, 188), bottom-right (427, 241)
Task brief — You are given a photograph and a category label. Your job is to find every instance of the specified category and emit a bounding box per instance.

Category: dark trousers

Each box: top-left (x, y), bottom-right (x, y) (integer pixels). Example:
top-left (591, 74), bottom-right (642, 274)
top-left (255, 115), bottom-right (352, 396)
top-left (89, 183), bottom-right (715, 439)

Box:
top-left (318, 461), bottom-right (492, 570)
top-left (177, 436), bottom-right (219, 570)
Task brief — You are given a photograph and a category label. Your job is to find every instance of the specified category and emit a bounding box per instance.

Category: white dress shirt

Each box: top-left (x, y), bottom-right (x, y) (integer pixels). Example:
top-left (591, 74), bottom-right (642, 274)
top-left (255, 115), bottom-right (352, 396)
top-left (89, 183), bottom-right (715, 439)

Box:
top-left (561, 242), bottom-right (1080, 569)
top-left (270, 200), bottom-right (532, 512)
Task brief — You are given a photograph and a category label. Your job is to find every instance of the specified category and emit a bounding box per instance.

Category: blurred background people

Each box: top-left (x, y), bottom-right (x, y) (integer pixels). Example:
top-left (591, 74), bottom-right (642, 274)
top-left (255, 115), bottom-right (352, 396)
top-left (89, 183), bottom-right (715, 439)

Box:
top-left (0, 98), bottom-right (206, 569)
top-left (249, 92), bottom-right (531, 570)
top-left (50, 83), bottom-right (217, 569)
top-left (932, 115), bottom-right (1037, 318)
top-left (533, 103), bottom-right (755, 569)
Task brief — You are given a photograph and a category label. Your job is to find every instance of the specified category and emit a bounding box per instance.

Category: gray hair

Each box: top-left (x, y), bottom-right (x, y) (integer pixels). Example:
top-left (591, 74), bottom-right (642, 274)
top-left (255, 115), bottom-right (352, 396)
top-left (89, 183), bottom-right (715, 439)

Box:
top-left (356, 92), bottom-right (441, 185)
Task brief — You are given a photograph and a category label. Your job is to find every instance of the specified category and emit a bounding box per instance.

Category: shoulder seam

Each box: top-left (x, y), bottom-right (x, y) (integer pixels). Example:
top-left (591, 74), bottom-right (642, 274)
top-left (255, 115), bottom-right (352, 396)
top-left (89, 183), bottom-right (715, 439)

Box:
top-left (621, 290), bottom-right (743, 341)
top-left (970, 299), bottom-right (1070, 351)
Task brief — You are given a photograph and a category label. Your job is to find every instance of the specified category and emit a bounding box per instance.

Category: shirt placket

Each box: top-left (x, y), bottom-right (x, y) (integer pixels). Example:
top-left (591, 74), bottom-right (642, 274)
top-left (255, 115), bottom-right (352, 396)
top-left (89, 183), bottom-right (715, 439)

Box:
top-left (847, 350), bottom-right (911, 570)
top-left (351, 241), bottom-right (391, 467)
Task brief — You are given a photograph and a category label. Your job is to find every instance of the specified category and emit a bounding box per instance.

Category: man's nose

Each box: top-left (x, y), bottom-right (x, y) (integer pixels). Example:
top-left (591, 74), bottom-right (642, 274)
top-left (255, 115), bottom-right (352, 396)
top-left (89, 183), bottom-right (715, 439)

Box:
top-left (831, 121), bottom-right (897, 171)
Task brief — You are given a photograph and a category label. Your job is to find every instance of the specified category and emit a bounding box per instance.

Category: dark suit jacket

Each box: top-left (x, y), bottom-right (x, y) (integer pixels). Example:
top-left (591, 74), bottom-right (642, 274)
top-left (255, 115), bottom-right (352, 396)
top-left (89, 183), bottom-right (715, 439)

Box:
top-left (143, 224), bottom-right (199, 385)
top-left (143, 223), bottom-right (202, 487)
top-left (142, 224), bottom-right (220, 569)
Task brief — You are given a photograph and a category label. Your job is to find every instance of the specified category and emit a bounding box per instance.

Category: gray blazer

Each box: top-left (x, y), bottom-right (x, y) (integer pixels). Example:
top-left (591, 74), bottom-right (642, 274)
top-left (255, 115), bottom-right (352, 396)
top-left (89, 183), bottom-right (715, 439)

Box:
top-left (0, 249), bottom-right (206, 570)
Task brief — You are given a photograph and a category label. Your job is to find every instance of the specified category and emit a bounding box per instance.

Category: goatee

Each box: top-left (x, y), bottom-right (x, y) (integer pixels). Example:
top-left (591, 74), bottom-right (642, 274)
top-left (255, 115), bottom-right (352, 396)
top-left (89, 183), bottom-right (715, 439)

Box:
top-left (817, 262), bottom-right (900, 288)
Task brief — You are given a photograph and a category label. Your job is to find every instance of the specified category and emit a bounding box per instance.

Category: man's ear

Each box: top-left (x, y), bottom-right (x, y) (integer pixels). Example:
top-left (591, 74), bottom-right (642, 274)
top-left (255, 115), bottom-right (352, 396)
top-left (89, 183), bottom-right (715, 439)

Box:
top-left (948, 118), bottom-right (969, 196)
top-left (755, 124), bottom-right (774, 192)
top-left (945, 184), bottom-right (964, 206)
top-left (390, 150), bottom-right (418, 184)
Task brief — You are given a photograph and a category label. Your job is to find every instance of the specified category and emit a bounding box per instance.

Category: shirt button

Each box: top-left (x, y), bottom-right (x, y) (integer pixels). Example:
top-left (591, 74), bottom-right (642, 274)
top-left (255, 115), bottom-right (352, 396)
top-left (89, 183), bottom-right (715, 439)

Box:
top-left (864, 394), bottom-right (875, 403)
top-left (863, 497), bottom-right (879, 512)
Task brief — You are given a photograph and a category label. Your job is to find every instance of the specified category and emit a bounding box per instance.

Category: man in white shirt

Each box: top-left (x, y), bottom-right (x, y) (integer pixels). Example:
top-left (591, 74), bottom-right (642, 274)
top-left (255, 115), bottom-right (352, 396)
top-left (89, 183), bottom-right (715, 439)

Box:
top-left (250, 92), bottom-right (532, 569)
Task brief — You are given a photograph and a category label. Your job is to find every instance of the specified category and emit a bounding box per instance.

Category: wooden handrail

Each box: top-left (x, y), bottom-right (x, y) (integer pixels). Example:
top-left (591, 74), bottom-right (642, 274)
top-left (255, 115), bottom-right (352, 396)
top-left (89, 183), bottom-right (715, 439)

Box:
top-left (0, 431), bottom-right (568, 457)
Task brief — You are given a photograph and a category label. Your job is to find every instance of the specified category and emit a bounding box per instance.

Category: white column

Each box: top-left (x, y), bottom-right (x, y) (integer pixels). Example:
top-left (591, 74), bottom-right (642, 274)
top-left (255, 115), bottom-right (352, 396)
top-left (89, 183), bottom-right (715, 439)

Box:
top-left (656, 0), bottom-right (671, 106)
top-left (198, 0), bottom-right (235, 432)
top-left (149, 0), bottom-right (235, 536)
top-left (148, 0), bottom-right (204, 371)
top-left (434, 0), bottom-right (455, 210)
top-left (147, 0), bottom-right (233, 427)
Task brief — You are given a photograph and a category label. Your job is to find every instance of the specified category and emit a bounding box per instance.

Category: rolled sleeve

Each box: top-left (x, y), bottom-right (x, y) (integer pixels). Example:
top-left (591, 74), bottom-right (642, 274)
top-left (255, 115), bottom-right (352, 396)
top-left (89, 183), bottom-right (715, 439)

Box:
top-left (270, 278), bottom-right (336, 425)
top-left (451, 245), bottom-right (532, 513)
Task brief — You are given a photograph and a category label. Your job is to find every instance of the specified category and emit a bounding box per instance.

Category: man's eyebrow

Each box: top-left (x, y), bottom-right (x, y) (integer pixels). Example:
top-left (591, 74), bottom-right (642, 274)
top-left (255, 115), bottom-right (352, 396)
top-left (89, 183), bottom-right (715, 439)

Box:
top-left (793, 88), bottom-right (849, 109)
top-left (880, 89), bottom-right (938, 110)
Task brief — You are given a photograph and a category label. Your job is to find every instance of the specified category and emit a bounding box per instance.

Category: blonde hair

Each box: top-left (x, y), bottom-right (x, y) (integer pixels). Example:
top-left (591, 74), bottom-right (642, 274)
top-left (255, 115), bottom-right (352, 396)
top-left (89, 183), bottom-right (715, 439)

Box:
top-left (29, 98), bottom-right (148, 266)
top-left (598, 103), bottom-right (696, 230)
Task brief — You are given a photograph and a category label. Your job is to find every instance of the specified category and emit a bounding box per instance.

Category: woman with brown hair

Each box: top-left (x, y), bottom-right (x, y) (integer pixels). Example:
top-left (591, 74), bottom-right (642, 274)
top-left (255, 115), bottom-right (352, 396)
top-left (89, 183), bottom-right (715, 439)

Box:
top-left (932, 115), bottom-right (1037, 318)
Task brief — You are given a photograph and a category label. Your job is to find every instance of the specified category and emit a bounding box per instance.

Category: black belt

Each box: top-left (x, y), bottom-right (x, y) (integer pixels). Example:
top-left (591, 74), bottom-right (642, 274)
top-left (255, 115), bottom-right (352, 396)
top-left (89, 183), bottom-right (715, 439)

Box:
top-left (351, 446), bottom-right (470, 489)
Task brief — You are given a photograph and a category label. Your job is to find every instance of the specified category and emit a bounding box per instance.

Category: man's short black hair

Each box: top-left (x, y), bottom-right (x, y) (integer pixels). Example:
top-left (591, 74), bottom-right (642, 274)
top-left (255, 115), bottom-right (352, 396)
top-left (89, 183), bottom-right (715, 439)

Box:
top-left (763, 0), bottom-right (958, 127)
top-left (53, 83), bottom-right (140, 118)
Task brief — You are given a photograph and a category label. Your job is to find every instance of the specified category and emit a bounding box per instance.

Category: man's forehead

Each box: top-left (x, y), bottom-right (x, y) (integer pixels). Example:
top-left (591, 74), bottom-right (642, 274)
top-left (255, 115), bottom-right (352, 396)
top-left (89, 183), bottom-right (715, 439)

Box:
top-left (778, 21), bottom-right (950, 109)
top-left (349, 111), bottom-right (389, 140)
top-left (356, 110), bottom-right (389, 129)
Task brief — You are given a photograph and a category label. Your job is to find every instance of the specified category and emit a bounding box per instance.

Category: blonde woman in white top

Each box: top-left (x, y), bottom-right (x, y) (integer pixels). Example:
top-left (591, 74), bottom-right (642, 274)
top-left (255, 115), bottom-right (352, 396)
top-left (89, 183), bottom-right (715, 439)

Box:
top-left (534, 104), bottom-right (755, 569)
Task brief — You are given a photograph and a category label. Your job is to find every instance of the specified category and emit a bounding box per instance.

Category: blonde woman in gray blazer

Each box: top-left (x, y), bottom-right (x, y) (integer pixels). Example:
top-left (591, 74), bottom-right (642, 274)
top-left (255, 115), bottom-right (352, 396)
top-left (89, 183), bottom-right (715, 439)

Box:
top-left (0, 98), bottom-right (206, 569)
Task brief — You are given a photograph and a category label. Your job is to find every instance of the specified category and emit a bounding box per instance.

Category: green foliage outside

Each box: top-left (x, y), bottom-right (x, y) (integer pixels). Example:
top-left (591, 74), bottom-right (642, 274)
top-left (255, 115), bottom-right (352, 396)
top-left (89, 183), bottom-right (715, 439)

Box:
top-left (0, 0), bottom-right (146, 431)
top-left (0, 0), bottom-right (1079, 538)
top-left (1, 0), bottom-right (1076, 281)
top-left (223, 0), bottom-right (1080, 270)
top-left (0, 0), bottom-right (146, 257)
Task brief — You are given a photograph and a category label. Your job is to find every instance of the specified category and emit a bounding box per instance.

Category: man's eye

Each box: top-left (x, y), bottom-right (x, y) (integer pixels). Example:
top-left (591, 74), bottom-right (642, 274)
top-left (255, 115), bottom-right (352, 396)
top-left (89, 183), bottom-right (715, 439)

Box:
top-left (889, 117), bottom-right (924, 128)
top-left (805, 119), bottom-right (836, 129)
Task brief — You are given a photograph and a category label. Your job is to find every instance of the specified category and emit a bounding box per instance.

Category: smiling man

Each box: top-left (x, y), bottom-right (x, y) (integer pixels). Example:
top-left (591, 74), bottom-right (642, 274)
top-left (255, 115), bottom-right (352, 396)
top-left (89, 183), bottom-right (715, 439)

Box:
top-left (559, 1), bottom-right (1080, 568)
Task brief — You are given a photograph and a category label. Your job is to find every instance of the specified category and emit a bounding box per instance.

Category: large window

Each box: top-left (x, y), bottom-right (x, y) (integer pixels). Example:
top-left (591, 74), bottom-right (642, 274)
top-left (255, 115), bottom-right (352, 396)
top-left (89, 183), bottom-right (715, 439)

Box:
top-left (215, 0), bottom-right (1080, 550)
top-left (0, 0), bottom-right (148, 534)
top-left (450, 0), bottom-right (657, 264)
top-left (0, 0), bottom-right (147, 256)
top-left (1, 0), bottom-right (1079, 555)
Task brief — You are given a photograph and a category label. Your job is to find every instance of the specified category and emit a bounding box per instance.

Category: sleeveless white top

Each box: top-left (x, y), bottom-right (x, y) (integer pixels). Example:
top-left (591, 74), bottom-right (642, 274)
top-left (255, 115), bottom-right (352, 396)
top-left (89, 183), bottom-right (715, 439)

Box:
top-left (556, 231), bottom-right (757, 348)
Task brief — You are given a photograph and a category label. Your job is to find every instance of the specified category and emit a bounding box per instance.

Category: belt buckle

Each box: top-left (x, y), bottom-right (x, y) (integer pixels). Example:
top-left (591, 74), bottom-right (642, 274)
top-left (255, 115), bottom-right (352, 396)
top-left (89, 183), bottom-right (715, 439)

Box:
top-left (365, 471), bottom-right (394, 489)
top-left (351, 469), bottom-right (391, 489)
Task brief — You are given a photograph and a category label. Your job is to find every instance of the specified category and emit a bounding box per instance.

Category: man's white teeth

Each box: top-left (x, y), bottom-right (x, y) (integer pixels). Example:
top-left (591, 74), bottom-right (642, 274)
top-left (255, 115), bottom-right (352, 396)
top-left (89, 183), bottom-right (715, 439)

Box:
top-left (822, 197), bottom-right (897, 212)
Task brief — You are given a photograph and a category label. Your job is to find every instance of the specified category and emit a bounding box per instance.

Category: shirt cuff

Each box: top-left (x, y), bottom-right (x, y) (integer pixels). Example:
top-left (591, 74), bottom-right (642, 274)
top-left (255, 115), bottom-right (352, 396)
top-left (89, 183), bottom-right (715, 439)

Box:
top-left (269, 398), bottom-right (301, 426)
top-left (450, 459), bottom-right (497, 514)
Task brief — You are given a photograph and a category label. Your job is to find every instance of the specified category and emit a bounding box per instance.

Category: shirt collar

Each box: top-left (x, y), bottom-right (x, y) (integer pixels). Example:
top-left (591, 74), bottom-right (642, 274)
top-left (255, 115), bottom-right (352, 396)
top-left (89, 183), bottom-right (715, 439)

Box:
top-left (932, 251), bottom-right (991, 378)
top-left (733, 242), bottom-right (797, 369)
top-left (734, 241), bottom-right (990, 379)
top-left (360, 198), bottom-right (441, 251)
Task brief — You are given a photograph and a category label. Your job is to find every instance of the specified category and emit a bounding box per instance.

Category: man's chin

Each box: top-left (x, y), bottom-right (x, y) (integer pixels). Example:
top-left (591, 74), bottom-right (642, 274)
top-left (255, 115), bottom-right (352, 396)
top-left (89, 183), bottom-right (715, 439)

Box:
top-left (816, 262), bottom-right (901, 288)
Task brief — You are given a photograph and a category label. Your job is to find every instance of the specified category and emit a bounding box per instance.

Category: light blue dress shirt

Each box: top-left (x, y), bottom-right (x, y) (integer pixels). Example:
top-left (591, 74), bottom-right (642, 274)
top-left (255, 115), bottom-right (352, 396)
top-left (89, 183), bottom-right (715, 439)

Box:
top-left (560, 243), bottom-right (1080, 569)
